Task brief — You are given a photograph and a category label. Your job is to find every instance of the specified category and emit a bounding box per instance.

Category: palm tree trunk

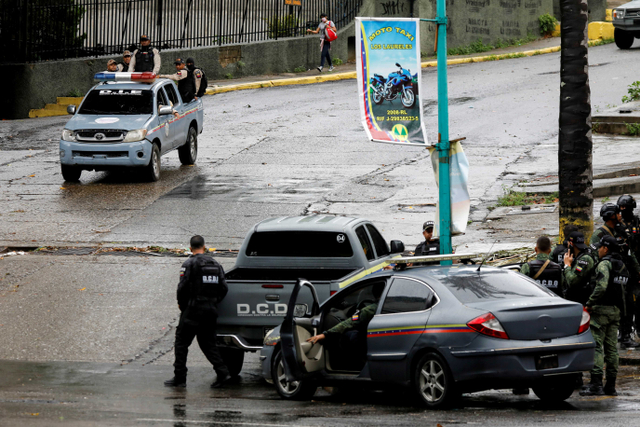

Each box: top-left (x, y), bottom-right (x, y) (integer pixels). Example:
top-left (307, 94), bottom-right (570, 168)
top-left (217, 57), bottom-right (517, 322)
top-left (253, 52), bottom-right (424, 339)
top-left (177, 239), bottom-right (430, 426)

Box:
top-left (558, 0), bottom-right (593, 241)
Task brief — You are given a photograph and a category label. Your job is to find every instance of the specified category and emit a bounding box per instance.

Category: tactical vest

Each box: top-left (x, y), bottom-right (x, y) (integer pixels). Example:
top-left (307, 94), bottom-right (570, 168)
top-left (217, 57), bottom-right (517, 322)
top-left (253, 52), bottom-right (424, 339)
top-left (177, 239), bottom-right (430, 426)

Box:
top-left (192, 255), bottom-right (223, 302)
top-left (416, 240), bottom-right (440, 255)
top-left (551, 243), bottom-right (568, 265)
top-left (527, 259), bottom-right (563, 294)
top-left (177, 71), bottom-right (196, 102)
top-left (598, 255), bottom-right (629, 309)
top-left (119, 62), bottom-right (129, 72)
top-left (134, 46), bottom-right (155, 72)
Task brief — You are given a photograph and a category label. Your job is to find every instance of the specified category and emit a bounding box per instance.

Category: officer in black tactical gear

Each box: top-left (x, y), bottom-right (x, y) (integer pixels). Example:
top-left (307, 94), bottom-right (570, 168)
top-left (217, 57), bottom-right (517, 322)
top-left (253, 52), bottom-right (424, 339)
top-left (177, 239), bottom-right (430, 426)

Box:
top-left (591, 203), bottom-right (622, 245)
top-left (617, 194), bottom-right (640, 348)
top-left (520, 236), bottom-right (564, 296)
top-left (414, 221), bottom-right (440, 255)
top-left (165, 235), bottom-right (230, 388)
top-left (580, 235), bottom-right (629, 397)
top-left (186, 57), bottom-right (208, 99)
top-left (129, 34), bottom-right (161, 74)
top-left (551, 224), bottom-right (579, 265)
top-left (159, 58), bottom-right (196, 103)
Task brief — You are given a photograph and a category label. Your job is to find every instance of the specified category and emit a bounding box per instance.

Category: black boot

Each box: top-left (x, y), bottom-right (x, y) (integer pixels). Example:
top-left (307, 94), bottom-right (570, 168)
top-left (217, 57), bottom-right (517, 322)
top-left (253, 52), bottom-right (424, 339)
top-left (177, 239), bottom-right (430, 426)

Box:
top-left (164, 376), bottom-right (186, 387)
top-left (210, 371), bottom-right (230, 388)
top-left (604, 376), bottom-right (618, 396)
top-left (580, 375), bottom-right (604, 396)
top-left (621, 334), bottom-right (639, 349)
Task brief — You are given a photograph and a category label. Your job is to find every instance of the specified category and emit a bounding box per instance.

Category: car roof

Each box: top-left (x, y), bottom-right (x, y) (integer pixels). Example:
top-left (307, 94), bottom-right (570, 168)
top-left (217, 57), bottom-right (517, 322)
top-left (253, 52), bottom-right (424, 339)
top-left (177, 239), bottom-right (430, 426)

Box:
top-left (254, 215), bottom-right (365, 232)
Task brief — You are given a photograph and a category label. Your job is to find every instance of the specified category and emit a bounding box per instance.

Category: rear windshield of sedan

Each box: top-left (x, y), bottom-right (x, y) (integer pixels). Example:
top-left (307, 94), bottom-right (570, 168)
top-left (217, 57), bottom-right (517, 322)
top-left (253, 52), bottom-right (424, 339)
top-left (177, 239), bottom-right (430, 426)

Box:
top-left (439, 269), bottom-right (555, 303)
top-left (79, 89), bottom-right (153, 115)
top-left (245, 231), bottom-right (354, 257)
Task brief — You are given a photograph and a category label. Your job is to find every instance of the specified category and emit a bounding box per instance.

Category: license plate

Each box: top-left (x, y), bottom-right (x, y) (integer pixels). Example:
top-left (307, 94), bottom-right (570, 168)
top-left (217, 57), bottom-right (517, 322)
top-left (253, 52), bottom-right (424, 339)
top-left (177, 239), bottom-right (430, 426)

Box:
top-left (535, 354), bottom-right (558, 370)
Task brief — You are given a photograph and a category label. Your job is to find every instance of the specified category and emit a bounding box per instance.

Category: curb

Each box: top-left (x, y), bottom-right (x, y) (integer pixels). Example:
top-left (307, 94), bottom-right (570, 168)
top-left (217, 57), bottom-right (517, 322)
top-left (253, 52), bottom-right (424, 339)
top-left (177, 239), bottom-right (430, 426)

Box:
top-left (205, 44), bottom-right (565, 96)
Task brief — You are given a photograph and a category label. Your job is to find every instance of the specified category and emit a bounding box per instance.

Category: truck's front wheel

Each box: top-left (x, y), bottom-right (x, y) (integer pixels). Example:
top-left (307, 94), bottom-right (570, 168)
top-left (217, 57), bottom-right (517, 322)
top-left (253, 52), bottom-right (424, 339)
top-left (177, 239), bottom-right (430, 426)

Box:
top-left (143, 143), bottom-right (161, 182)
top-left (61, 165), bottom-right (82, 182)
top-left (220, 347), bottom-right (244, 377)
top-left (615, 28), bottom-right (634, 49)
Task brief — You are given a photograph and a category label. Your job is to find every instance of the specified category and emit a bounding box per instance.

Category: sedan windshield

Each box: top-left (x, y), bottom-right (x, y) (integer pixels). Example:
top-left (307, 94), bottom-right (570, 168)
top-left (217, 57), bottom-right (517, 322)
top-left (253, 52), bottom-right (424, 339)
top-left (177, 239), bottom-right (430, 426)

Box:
top-left (79, 89), bottom-right (153, 115)
top-left (438, 269), bottom-right (555, 303)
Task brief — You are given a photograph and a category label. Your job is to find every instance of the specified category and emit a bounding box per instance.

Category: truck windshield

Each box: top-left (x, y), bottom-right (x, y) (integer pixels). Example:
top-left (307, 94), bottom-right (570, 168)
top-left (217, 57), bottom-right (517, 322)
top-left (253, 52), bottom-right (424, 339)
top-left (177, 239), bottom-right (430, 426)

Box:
top-left (245, 231), bottom-right (354, 257)
top-left (79, 89), bottom-right (153, 115)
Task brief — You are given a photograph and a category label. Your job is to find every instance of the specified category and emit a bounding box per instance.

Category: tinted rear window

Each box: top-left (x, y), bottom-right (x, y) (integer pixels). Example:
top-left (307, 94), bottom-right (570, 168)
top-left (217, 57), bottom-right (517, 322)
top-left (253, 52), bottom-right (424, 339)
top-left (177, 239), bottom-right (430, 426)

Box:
top-left (245, 231), bottom-right (353, 257)
top-left (440, 269), bottom-right (554, 303)
top-left (80, 89), bottom-right (153, 115)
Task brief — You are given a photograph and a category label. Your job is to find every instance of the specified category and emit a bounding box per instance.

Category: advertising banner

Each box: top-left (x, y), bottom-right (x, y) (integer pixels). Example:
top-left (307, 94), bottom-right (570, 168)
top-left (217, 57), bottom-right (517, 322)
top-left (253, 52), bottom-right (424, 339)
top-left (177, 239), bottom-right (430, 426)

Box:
top-left (429, 141), bottom-right (471, 235)
top-left (356, 18), bottom-right (427, 146)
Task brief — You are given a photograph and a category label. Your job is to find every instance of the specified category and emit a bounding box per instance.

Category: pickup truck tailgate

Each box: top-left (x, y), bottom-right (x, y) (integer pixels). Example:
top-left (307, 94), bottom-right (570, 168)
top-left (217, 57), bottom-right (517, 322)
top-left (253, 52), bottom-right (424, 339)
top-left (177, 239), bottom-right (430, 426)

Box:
top-left (217, 279), bottom-right (332, 347)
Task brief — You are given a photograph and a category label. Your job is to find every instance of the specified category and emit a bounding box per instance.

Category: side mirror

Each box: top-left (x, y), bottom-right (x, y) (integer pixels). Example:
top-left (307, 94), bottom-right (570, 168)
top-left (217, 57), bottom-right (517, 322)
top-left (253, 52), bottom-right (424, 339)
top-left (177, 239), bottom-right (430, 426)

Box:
top-left (158, 105), bottom-right (173, 115)
top-left (67, 105), bottom-right (76, 115)
top-left (293, 304), bottom-right (308, 317)
top-left (390, 240), bottom-right (405, 254)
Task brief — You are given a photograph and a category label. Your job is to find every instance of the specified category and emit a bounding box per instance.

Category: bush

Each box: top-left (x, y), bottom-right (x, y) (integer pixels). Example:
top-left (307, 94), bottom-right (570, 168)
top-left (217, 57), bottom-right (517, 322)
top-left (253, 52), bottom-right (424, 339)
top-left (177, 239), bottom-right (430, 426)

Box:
top-left (266, 14), bottom-right (299, 39)
top-left (332, 58), bottom-right (343, 66)
top-left (293, 66), bottom-right (306, 73)
top-left (622, 81), bottom-right (640, 103)
top-left (539, 13), bottom-right (558, 37)
top-left (225, 73), bottom-right (233, 79)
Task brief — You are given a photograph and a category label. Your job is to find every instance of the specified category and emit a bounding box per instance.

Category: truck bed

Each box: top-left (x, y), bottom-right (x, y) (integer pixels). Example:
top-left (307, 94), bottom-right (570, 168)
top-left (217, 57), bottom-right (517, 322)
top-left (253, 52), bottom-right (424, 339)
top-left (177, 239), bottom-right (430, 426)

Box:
top-left (225, 267), bottom-right (356, 282)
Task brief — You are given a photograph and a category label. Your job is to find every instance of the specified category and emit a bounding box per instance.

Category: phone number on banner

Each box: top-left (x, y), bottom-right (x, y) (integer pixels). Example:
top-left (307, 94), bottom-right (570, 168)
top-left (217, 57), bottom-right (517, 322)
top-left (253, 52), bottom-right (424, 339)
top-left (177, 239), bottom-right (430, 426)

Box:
top-left (385, 116), bottom-right (420, 121)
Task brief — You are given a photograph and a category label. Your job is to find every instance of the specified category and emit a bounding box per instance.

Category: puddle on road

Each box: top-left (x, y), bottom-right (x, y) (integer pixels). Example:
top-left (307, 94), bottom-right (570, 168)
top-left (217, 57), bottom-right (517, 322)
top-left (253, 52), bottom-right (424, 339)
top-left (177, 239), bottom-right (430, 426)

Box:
top-left (164, 175), bottom-right (333, 204)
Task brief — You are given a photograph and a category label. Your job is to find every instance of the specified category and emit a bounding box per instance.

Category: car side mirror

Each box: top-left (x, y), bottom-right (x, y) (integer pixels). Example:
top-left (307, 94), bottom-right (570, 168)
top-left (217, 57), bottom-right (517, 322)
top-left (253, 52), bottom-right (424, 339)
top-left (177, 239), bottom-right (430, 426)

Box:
top-left (390, 240), bottom-right (405, 254)
top-left (67, 105), bottom-right (76, 115)
top-left (293, 304), bottom-right (308, 317)
top-left (158, 105), bottom-right (173, 115)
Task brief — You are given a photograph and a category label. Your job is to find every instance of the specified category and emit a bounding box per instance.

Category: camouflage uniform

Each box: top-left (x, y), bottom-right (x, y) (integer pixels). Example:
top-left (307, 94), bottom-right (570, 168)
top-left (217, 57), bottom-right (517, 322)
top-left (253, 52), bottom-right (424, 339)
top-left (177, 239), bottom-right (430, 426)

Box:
top-left (324, 303), bottom-right (378, 336)
top-left (563, 249), bottom-right (598, 305)
top-left (586, 257), bottom-right (627, 379)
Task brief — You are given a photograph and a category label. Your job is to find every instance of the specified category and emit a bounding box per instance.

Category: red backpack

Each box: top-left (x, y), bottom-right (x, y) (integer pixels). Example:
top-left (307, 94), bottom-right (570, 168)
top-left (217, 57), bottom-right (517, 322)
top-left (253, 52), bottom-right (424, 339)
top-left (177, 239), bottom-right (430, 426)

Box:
top-left (325, 25), bottom-right (337, 42)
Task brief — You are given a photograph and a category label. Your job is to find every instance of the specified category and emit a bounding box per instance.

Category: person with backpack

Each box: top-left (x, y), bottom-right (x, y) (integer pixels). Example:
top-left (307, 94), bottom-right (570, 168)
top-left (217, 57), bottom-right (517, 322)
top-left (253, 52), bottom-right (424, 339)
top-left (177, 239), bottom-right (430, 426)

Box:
top-left (520, 236), bottom-right (563, 296)
top-left (307, 13), bottom-right (336, 72)
top-left (164, 235), bottom-right (230, 388)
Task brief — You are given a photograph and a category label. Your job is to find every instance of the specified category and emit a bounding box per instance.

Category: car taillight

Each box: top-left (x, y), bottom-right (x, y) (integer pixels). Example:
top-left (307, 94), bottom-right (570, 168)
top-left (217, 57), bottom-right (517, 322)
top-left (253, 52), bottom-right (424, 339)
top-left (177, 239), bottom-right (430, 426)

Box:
top-left (578, 307), bottom-right (590, 334)
top-left (467, 312), bottom-right (509, 339)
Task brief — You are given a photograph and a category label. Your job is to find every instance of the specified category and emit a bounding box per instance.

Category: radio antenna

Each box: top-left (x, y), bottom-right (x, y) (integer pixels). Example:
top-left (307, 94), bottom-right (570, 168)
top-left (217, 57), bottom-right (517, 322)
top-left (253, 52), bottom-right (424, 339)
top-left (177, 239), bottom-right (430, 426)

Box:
top-left (477, 241), bottom-right (497, 272)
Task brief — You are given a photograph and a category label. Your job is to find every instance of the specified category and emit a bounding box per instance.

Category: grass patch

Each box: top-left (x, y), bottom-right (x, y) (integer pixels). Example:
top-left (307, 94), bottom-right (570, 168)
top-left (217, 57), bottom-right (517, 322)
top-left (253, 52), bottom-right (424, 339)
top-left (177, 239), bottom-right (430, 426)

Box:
top-left (447, 34), bottom-right (538, 56)
top-left (332, 57), bottom-right (344, 66)
top-left (497, 186), bottom-right (559, 207)
top-left (293, 65), bottom-right (306, 73)
top-left (225, 73), bottom-right (233, 79)
top-left (589, 38), bottom-right (614, 47)
top-left (67, 88), bottom-right (84, 97)
top-left (625, 122), bottom-right (640, 136)
top-left (622, 81), bottom-right (640, 103)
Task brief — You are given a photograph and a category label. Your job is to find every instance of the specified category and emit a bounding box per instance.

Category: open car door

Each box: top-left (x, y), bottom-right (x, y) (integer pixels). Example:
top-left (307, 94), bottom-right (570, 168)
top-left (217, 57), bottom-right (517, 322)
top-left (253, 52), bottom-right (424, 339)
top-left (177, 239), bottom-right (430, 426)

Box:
top-left (281, 279), bottom-right (323, 382)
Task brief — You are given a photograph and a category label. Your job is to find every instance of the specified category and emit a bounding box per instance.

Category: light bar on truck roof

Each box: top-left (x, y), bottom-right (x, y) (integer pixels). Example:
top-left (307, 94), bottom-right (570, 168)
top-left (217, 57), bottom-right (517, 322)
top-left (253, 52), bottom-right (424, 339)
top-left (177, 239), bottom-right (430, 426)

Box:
top-left (94, 72), bottom-right (157, 82)
top-left (387, 253), bottom-right (484, 264)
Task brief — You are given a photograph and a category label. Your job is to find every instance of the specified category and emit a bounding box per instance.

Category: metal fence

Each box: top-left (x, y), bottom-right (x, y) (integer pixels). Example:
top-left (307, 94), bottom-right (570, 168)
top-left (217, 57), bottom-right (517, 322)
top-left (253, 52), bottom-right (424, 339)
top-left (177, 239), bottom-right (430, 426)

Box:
top-left (0, 0), bottom-right (362, 63)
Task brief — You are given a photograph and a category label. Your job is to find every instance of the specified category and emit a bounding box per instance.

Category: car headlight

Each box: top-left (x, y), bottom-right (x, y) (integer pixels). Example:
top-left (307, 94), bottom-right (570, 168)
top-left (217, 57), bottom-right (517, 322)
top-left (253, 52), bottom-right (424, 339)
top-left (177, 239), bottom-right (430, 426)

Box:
top-left (123, 129), bottom-right (148, 142)
top-left (614, 9), bottom-right (625, 19)
top-left (61, 129), bottom-right (76, 141)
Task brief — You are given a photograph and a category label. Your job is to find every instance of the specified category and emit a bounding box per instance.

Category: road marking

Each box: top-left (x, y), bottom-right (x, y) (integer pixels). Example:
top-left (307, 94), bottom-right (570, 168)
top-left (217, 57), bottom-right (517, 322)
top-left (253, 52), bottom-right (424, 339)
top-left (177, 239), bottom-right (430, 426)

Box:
top-left (137, 419), bottom-right (312, 426)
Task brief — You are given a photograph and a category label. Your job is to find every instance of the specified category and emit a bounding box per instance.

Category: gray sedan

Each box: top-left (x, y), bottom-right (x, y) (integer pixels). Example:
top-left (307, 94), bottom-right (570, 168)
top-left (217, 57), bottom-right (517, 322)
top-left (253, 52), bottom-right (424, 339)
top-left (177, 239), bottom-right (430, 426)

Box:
top-left (260, 264), bottom-right (595, 407)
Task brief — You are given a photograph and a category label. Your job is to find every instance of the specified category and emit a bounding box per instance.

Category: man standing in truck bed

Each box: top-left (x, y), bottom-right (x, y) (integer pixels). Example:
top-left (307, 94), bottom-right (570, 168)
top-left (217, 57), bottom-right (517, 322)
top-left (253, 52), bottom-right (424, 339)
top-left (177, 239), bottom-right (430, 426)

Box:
top-left (164, 235), bottom-right (230, 388)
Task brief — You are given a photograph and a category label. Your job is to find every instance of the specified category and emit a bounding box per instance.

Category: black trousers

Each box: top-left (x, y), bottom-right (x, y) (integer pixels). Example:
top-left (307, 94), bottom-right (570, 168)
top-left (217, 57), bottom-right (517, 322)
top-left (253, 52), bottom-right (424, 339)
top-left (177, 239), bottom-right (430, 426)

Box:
top-left (173, 309), bottom-right (228, 378)
top-left (320, 41), bottom-right (332, 67)
top-left (621, 285), bottom-right (640, 336)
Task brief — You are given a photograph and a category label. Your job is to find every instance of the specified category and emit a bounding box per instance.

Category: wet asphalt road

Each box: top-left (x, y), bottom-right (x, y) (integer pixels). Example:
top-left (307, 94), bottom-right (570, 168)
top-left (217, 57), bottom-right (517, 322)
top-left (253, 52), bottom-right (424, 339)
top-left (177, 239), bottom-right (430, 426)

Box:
top-left (2, 43), bottom-right (640, 252)
top-left (4, 43), bottom-right (640, 425)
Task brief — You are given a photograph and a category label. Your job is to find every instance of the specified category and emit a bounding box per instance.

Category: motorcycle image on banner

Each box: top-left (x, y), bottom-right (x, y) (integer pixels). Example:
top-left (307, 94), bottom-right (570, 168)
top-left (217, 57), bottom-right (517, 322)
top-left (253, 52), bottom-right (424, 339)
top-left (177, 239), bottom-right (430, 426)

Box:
top-left (356, 18), bottom-right (427, 146)
top-left (370, 63), bottom-right (416, 109)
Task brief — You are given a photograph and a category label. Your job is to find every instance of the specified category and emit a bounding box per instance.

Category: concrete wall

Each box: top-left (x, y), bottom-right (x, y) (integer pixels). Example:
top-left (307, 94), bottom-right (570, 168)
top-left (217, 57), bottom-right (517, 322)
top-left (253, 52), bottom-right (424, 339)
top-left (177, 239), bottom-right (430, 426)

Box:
top-left (553, 0), bottom-right (607, 22)
top-left (3, 0), bottom-right (596, 119)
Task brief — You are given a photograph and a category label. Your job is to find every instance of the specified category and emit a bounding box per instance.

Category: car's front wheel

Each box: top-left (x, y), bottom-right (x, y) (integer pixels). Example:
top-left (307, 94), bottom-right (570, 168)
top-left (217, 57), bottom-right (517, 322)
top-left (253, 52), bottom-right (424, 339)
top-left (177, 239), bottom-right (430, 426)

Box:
top-left (178, 126), bottom-right (197, 165)
top-left (414, 352), bottom-right (458, 408)
top-left (143, 143), bottom-right (161, 182)
top-left (219, 347), bottom-right (244, 377)
top-left (272, 349), bottom-right (317, 400)
top-left (532, 377), bottom-right (577, 402)
top-left (615, 28), bottom-right (634, 49)
top-left (61, 165), bottom-right (82, 182)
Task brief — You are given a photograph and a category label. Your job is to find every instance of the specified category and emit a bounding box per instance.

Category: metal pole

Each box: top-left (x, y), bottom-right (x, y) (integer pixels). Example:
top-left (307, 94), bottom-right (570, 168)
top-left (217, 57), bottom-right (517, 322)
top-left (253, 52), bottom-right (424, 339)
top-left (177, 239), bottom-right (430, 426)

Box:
top-left (435, 0), bottom-right (452, 263)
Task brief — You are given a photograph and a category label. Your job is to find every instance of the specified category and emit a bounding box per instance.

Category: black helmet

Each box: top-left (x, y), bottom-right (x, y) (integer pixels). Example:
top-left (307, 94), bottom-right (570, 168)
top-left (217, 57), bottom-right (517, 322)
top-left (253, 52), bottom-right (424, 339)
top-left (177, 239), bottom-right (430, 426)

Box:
top-left (600, 203), bottom-right (620, 222)
top-left (617, 194), bottom-right (636, 209)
